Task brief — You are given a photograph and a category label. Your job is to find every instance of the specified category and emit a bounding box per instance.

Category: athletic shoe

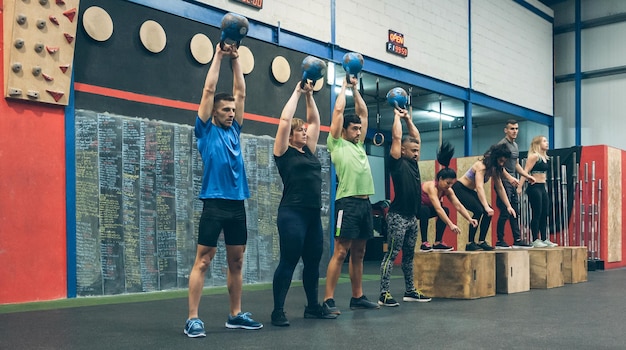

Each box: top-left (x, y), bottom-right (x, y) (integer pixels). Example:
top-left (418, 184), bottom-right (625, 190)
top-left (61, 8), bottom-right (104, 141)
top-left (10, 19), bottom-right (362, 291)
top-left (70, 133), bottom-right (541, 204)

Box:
top-left (184, 318), bottom-right (206, 338)
top-left (349, 295), bottom-right (380, 310)
top-left (271, 309), bottom-right (289, 327)
top-left (532, 239), bottom-right (548, 248)
top-left (477, 241), bottom-right (494, 251)
top-left (543, 239), bottom-right (558, 247)
top-left (495, 240), bottom-right (512, 249)
top-left (322, 298), bottom-right (341, 315)
top-left (420, 242), bottom-right (433, 252)
top-left (465, 242), bottom-right (481, 251)
top-left (403, 290), bottom-right (432, 302)
top-left (433, 242), bottom-right (454, 251)
top-left (304, 304), bottom-right (338, 319)
top-left (513, 240), bottom-right (533, 249)
top-left (225, 312), bottom-right (263, 330)
top-left (378, 291), bottom-right (399, 307)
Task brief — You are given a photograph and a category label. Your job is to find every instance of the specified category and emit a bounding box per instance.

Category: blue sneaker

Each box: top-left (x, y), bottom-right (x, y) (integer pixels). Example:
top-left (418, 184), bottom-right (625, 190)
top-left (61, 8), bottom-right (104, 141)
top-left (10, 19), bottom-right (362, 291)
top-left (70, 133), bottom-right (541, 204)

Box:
top-left (225, 312), bottom-right (263, 330)
top-left (184, 318), bottom-right (206, 338)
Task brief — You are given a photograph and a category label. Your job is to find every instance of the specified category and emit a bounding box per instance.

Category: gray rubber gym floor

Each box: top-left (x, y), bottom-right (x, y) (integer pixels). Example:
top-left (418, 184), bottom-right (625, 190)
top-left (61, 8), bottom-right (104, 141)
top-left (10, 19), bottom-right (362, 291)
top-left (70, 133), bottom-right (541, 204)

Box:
top-left (1, 261), bottom-right (624, 350)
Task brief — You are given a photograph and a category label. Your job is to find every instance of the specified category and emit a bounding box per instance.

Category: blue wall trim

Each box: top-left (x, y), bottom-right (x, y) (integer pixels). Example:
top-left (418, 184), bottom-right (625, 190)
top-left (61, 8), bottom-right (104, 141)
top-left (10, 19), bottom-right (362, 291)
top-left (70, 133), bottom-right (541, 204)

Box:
top-left (66, 72), bottom-right (77, 298)
top-left (126, 0), bottom-right (552, 131)
top-left (513, 0), bottom-right (554, 23)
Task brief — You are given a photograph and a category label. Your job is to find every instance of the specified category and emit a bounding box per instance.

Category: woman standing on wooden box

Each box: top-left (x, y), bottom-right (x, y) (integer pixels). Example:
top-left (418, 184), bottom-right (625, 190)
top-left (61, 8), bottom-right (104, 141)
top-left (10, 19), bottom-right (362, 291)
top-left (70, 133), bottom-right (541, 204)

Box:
top-left (419, 142), bottom-right (478, 251)
top-left (451, 143), bottom-right (517, 251)
top-left (517, 135), bottom-right (558, 248)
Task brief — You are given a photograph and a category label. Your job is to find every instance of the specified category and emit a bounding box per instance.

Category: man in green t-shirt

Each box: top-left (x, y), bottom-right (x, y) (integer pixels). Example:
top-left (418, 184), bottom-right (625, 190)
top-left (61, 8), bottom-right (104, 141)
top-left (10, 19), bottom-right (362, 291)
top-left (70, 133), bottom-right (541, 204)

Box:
top-left (322, 77), bottom-right (379, 315)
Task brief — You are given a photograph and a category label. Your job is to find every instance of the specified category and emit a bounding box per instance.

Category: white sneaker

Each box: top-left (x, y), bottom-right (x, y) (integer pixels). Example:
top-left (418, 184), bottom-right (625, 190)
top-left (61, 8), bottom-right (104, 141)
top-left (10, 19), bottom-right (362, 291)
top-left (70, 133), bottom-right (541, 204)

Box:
top-left (532, 239), bottom-right (548, 248)
top-left (543, 239), bottom-right (558, 247)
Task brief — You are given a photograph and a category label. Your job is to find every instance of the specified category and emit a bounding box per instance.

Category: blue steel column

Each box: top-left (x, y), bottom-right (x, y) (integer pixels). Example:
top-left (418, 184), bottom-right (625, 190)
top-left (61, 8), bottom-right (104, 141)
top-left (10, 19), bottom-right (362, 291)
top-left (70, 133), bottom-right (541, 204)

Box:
top-left (464, 102), bottom-right (473, 156)
top-left (575, 0), bottom-right (582, 146)
top-left (466, 0), bottom-right (473, 156)
top-left (66, 72), bottom-right (77, 298)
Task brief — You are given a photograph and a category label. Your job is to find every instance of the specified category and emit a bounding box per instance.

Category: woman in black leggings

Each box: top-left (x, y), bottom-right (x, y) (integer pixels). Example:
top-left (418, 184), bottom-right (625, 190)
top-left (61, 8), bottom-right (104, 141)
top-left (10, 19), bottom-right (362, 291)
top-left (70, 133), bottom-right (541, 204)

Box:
top-left (451, 143), bottom-right (516, 251)
top-left (271, 82), bottom-right (337, 327)
top-left (518, 135), bottom-right (557, 248)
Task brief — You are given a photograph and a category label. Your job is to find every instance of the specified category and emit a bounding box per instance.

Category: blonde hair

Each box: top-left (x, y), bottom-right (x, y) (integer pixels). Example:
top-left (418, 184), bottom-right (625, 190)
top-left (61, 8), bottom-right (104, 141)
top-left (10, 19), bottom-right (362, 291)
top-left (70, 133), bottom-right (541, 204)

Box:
top-left (290, 118), bottom-right (305, 135)
top-left (529, 135), bottom-right (548, 163)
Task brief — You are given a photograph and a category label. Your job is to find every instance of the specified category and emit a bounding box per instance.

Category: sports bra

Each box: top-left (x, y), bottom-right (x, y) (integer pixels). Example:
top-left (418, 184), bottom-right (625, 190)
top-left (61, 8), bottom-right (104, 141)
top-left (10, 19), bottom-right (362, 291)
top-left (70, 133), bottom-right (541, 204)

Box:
top-left (530, 156), bottom-right (549, 174)
top-left (464, 167), bottom-right (489, 183)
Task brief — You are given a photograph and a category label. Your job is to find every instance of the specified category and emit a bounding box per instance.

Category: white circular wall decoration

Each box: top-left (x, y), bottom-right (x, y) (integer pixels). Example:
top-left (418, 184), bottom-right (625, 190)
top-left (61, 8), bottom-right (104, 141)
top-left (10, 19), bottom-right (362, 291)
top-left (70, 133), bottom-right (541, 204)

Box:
top-left (190, 33), bottom-right (213, 64)
top-left (139, 20), bottom-right (167, 53)
top-left (271, 56), bottom-right (290, 83)
top-left (237, 46), bottom-right (254, 75)
top-left (313, 77), bottom-right (324, 92)
top-left (82, 6), bottom-right (114, 42)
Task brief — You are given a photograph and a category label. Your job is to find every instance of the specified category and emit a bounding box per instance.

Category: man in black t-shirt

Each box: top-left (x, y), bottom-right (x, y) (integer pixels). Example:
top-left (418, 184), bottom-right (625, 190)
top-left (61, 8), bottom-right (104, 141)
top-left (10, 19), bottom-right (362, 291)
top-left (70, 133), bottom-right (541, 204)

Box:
top-left (378, 108), bottom-right (432, 307)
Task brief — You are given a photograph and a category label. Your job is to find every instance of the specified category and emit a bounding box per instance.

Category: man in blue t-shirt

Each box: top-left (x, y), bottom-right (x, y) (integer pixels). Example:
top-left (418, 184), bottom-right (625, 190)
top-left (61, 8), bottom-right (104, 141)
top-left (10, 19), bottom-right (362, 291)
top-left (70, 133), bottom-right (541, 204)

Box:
top-left (183, 43), bottom-right (262, 338)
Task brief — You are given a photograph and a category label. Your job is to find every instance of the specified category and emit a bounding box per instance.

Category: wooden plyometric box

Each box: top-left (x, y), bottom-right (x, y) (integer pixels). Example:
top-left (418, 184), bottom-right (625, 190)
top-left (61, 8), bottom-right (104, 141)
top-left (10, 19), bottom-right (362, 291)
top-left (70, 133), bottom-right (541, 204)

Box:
top-left (495, 250), bottom-right (530, 294)
top-left (562, 246), bottom-right (588, 284)
top-left (413, 251), bottom-right (495, 299)
top-left (528, 248), bottom-right (564, 289)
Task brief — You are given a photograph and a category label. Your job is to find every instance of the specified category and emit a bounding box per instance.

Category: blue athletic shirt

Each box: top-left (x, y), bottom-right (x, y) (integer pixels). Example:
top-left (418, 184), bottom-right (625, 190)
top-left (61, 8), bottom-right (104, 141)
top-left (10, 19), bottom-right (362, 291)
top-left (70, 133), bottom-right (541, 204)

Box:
top-left (195, 116), bottom-right (249, 200)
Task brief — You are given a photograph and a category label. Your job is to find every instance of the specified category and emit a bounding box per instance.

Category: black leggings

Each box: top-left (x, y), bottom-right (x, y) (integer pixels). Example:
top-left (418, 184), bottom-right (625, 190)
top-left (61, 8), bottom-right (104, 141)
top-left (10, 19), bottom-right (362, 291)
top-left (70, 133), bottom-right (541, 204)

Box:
top-left (419, 205), bottom-right (449, 242)
top-left (527, 183), bottom-right (549, 240)
top-left (272, 206), bottom-right (323, 311)
top-left (451, 182), bottom-right (492, 242)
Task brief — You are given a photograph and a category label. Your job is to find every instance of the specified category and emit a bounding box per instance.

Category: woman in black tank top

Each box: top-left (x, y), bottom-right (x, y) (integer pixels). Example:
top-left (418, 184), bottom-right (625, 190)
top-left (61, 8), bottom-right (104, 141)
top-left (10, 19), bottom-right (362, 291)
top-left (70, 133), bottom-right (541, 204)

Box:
top-left (518, 136), bottom-right (557, 248)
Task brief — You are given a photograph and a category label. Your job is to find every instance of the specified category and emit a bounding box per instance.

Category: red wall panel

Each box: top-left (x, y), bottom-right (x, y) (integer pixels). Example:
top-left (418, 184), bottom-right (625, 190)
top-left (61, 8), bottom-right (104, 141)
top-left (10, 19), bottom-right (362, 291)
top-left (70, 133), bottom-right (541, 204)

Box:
top-left (0, 8), bottom-right (68, 303)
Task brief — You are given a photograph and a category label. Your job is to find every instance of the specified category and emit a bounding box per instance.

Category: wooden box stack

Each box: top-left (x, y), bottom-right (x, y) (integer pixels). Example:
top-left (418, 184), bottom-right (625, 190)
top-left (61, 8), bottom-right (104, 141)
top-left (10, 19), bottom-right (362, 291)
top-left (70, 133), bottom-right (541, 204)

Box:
top-left (413, 251), bottom-right (495, 299)
top-left (528, 248), bottom-right (564, 289)
top-left (495, 250), bottom-right (530, 294)
top-left (562, 246), bottom-right (588, 284)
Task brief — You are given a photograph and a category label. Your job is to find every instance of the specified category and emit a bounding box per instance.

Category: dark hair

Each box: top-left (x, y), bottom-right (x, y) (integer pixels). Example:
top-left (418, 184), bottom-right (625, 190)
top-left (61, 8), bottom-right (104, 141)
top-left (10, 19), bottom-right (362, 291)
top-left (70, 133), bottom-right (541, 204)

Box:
top-left (343, 114), bottom-right (361, 129)
top-left (505, 119), bottom-right (518, 126)
top-left (401, 136), bottom-right (420, 145)
top-left (214, 92), bottom-right (235, 105)
top-left (482, 143), bottom-right (511, 178)
top-left (436, 141), bottom-right (456, 180)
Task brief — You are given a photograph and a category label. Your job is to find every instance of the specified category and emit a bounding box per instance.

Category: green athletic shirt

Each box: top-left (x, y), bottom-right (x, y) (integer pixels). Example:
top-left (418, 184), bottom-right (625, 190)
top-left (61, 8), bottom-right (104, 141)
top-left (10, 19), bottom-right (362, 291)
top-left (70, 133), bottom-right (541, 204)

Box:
top-left (327, 134), bottom-right (375, 200)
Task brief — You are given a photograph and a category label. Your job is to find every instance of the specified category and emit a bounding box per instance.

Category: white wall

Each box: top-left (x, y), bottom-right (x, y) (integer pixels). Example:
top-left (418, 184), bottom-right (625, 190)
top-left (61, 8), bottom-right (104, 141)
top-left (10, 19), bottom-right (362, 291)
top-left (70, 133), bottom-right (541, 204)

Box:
top-left (471, 0), bottom-right (553, 116)
top-left (552, 0), bottom-right (626, 149)
top-left (335, 0), bottom-right (470, 88)
top-left (194, 0), bottom-right (331, 42)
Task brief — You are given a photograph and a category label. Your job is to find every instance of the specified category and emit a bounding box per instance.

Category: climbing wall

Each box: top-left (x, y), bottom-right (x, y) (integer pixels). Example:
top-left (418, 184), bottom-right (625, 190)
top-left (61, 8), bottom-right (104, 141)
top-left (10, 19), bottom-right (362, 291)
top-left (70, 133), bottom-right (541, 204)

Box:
top-left (3, 0), bottom-right (80, 105)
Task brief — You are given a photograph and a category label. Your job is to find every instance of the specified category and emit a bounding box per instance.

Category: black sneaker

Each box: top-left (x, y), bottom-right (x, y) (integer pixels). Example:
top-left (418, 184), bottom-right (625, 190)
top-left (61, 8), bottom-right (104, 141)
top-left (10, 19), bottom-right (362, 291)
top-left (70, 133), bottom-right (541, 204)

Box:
top-left (304, 304), bottom-right (338, 319)
top-left (513, 240), bottom-right (533, 249)
top-left (349, 295), bottom-right (380, 310)
top-left (465, 242), bottom-right (481, 251)
top-left (477, 241), bottom-right (494, 251)
top-left (322, 298), bottom-right (341, 315)
top-left (403, 290), bottom-right (432, 302)
top-left (433, 242), bottom-right (454, 251)
top-left (495, 240), bottom-right (511, 249)
top-left (271, 309), bottom-right (290, 327)
top-left (378, 291), bottom-right (399, 307)
top-left (420, 242), bottom-right (433, 252)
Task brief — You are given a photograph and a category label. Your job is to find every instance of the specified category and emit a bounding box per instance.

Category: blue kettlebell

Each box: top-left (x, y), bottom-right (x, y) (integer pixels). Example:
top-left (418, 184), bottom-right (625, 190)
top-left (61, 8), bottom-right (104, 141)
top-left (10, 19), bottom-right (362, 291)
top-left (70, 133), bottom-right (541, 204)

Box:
top-left (220, 12), bottom-right (249, 49)
top-left (301, 56), bottom-right (326, 88)
top-left (386, 87), bottom-right (409, 109)
top-left (342, 52), bottom-right (364, 81)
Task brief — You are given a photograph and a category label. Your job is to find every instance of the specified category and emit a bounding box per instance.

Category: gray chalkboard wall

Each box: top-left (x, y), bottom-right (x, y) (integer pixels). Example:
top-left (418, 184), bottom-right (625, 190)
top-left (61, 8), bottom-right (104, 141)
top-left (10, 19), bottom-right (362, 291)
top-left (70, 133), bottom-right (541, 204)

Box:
top-left (75, 110), bottom-right (331, 295)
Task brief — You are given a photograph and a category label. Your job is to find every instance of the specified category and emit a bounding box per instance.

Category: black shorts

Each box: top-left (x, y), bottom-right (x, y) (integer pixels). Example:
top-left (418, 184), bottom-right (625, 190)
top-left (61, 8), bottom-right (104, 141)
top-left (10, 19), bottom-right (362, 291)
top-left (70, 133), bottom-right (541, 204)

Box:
top-left (198, 198), bottom-right (247, 247)
top-left (334, 197), bottom-right (373, 240)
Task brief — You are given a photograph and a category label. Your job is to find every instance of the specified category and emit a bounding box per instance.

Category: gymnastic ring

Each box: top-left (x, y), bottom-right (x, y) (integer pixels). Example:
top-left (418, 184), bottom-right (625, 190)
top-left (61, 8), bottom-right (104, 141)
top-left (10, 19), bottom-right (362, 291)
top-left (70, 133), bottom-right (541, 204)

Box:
top-left (373, 132), bottom-right (384, 146)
